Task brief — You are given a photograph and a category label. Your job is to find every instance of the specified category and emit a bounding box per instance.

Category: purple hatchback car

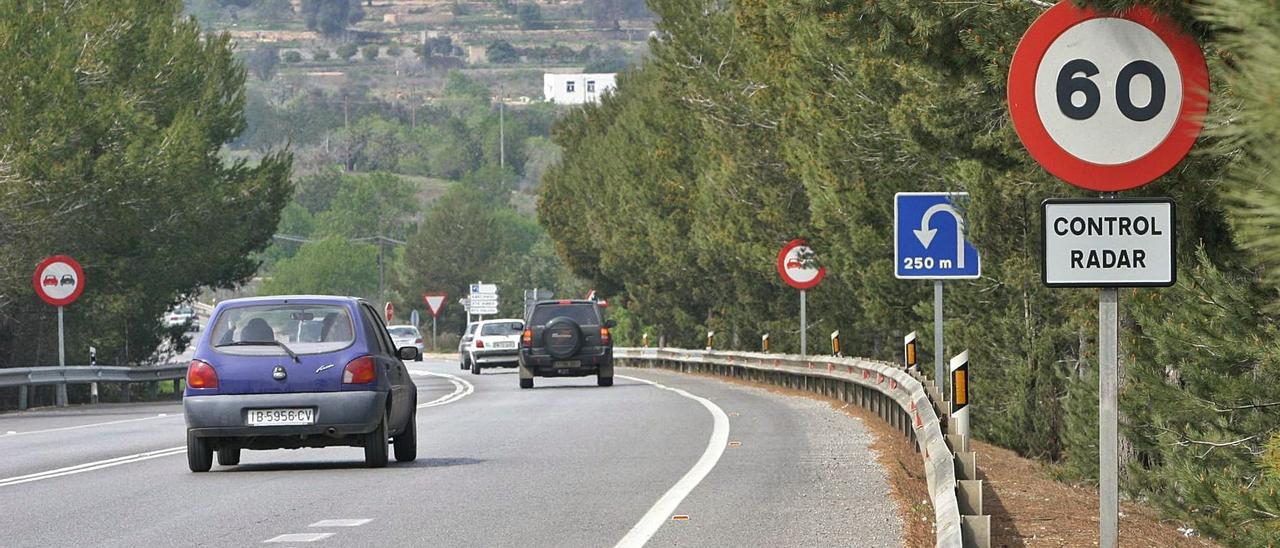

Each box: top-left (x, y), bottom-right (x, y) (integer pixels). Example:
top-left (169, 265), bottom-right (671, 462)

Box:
top-left (183, 296), bottom-right (420, 472)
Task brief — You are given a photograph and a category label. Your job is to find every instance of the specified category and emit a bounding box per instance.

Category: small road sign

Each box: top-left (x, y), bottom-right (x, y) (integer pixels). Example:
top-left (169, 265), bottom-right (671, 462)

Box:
top-left (384, 302), bottom-right (395, 323)
top-left (410, 309), bottom-right (420, 327)
top-left (469, 283), bottom-right (497, 294)
top-left (1042, 198), bottom-right (1175, 287)
top-left (1008, 2), bottom-right (1208, 191)
top-left (776, 239), bottom-right (825, 290)
top-left (33, 255), bottom-right (85, 307)
top-left (894, 193), bottom-right (981, 279)
top-left (423, 293), bottom-right (447, 317)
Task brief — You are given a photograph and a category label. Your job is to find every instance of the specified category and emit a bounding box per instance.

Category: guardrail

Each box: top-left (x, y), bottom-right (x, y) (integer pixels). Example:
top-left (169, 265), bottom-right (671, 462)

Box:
top-left (615, 347), bottom-right (990, 548)
top-left (0, 364), bottom-right (187, 410)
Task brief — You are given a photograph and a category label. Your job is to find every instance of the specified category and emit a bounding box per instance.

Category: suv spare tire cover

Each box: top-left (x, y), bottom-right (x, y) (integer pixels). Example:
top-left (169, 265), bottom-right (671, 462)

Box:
top-left (543, 317), bottom-right (583, 359)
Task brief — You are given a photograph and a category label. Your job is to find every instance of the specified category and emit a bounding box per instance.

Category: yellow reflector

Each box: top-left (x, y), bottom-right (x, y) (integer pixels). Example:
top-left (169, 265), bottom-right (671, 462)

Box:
top-left (906, 343), bottom-right (916, 366)
top-left (953, 369), bottom-right (968, 406)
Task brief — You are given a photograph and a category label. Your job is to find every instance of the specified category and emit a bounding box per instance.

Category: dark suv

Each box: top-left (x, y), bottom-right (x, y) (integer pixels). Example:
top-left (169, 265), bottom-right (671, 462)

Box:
top-left (518, 300), bottom-right (615, 389)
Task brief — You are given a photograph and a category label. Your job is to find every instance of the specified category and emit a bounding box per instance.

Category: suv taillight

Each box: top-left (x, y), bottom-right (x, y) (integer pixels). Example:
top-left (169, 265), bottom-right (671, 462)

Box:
top-left (522, 329), bottom-right (533, 348)
top-left (600, 327), bottom-right (611, 345)
top-left (343, 356), bottom-right (376, 384)
top-left (414, 338), bottom-right (423, 344)
top-left (187, 359), bottom-right (218, 389)
top-left (475, 339), bottom-right (484, 349)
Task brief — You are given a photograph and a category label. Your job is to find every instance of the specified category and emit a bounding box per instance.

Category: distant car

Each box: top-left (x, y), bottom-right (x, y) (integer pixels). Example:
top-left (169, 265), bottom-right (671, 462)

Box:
top-left (466, 319), bottom-right (523, 375)
top-left (183, 295), bottom-right (420, 472)
top-left (518, 300), bottom-right (615, 389)
top-left (786, 258), bottom-right (804, 269)
top-left (387, 325), bottom-right (424, 361)
top-left (59, 274), bottom-right (75, 285)
top-left (41, 275), bottom-right (57, 287)
top-left (458, 321), bottom-right (478, 370)
top-left (165, 306), bottom-right (200, 332)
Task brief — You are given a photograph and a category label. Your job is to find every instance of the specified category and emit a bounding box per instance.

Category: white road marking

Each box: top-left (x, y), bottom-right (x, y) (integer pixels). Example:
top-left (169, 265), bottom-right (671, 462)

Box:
top-left (309, 519), bottom-right (373, 527)
top-left (0, 413), bottom-right (180, 440)
top-left (613, 374), bottom-right (731, 548)
top-left (0, 446), bottom-right (185, 488)
top-left (411, 371), bottom-right (475, 408)
top-left (264, 533), bottom-right (334, 543)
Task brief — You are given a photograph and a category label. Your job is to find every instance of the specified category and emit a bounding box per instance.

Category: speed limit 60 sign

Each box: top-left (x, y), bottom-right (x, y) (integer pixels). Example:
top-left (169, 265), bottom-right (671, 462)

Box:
top-left (1008, 2), bottom-right (1208, 191)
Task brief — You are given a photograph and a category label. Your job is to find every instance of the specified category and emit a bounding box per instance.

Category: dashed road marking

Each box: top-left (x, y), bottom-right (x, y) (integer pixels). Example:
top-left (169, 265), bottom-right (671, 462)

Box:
top-left (613, 375), bottom-right (730, 548)
top-left (309, 519), bottom-right (373, 527)
top-left (263, 533), bottom-right (335, 543)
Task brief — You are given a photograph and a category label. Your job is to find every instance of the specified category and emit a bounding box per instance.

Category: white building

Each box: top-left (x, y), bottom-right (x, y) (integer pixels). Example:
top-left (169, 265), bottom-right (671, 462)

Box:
top-left (543, 73), bottom-right (617, 105)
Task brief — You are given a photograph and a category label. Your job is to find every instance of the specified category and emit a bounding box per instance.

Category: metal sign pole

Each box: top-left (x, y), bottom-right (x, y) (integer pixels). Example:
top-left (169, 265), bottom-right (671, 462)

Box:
top-left (1100, 287), bottom-right (1119, 548)
top-left (56, 305), bottom-right (67, 407)
top-left (799, 289), bottom-right (807, 357)
top-left (432, 316), bottom-right (438, 352)
top-left (934, 281), bottom-right (944, 385)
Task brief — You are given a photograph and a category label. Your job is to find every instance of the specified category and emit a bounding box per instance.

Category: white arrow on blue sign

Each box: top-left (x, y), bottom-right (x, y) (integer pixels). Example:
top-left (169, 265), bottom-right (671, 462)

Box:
top-left (894, 192), bottom-right (981, 279)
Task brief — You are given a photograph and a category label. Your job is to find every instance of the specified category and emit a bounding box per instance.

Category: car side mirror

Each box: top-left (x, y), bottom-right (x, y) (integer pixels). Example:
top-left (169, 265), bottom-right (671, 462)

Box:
top-left (397, 346), bottom-right (420, 361)
top-left (604, 319), bottom-right (617, 329)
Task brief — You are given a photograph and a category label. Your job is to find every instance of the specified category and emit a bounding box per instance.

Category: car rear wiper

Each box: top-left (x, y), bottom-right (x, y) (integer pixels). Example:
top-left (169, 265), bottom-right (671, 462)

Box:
top-left (215, 340), bottom-right (300, 363)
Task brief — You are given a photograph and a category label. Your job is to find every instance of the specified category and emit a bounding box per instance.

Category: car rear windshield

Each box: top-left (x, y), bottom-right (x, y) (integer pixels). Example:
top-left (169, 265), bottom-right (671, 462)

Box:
top-left (210, 304), bottom-right (355, 356)
top-left (529, 304), bottom-right (600, 326)
top-left (481, 321), bottom-right (523, 336)
top-left (388, 326), bottom-right (419, 338)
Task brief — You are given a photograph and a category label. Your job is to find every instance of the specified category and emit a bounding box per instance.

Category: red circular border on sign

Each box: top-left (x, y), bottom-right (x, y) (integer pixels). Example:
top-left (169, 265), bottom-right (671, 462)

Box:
top-left (1007, 1), bottom-right (1209, 191)
top-left (31, 255), bottom-right (86, 307)
top-left (776, 239), bottom-right (826, 290)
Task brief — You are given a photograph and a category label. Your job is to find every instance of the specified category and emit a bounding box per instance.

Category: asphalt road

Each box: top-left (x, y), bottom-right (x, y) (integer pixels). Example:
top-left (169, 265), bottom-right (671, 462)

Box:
top-left (0, 357), bottom-right (902, 547)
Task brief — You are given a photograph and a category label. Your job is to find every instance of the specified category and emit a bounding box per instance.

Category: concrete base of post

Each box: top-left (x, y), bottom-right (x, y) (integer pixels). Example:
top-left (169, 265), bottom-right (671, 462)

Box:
top-left (955, 450), bottom-right (977, 481)
top-left (957, 479), bottom-right (984, 515)
top-left (961, 515), bottom-right (992, 548)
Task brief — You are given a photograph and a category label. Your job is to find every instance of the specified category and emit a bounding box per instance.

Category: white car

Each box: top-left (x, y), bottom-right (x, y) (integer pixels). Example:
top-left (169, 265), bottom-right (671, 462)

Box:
top-left (466, 319), bottom-right (524, 375)
top-left (387, 325), bottom-right (424, 361)
top-left (459, 322), bottom-right (478, 370)
top-left (165, 306), bottom-right (200, 331)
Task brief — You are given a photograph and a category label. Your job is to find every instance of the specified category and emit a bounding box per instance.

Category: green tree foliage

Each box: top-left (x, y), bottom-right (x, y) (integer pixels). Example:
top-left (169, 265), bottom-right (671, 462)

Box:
top-left (254, 0), bottom-right (293, 22)
top-left (540, 0), bottom-right (1277, 542)
top-left (0, 0), bottom-right (291, 369)
top-left (360, 44), bottom-right (379, 61)
top-left (516, 4), bottom-right (547, 30)
top-left (312, 48), bottom-right (331, 61)
top-left (486, 40), bottom-right (520, 64)
top-left (336, 43), bottom-right (358, 61)
top-left (300, 0), bottom-right (363, 37)
top-left (282, 50), bottom-right (302, 63)
top-left (386, 44), bottom-right (403, 57)
top-left (247, 43), bottom-right (280, 81)
top-left (260, 236), bottom-right (379, 299)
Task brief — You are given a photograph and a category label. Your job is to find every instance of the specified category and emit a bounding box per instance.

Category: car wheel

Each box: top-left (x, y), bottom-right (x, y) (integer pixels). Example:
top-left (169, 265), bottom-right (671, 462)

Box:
top-left (364, 413), bottom-right (389, 468)
top-left (460, 357), bottom-right (468, 370)
top-left (471, 359), bottom-right (481, 375)
top-left (519, 377), bottom-right (533, 389)
top-left (598, 375), bottom-right (614, 387)
top-left (217, 447), bottom-right (241, 466)
top-left (187, 431), bottom-right (213, 473)
top-left (394, 411), bottom-right (417, 463)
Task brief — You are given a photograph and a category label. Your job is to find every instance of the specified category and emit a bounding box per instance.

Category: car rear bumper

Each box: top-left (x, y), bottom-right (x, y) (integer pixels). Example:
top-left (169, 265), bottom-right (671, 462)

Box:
top-left (519, 347), bottom-right (612, 376)
top-left (473, 349), bottom-right (519, 365)
top-left (183, 391), bottom-right (385, 439)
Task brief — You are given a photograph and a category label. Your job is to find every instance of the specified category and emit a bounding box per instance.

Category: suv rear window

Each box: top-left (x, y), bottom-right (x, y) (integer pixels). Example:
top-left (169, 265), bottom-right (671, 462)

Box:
top-left (529, 304), bottom-right (600, 326)
top-left (211, 304), bottom-right (355, 356)
top-left (481, 321), bottom-right (523, 336)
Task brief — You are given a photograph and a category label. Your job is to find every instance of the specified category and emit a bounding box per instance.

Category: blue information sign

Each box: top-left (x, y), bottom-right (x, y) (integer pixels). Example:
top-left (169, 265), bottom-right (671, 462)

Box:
top-left (894, 193), bottom-right (981, 279)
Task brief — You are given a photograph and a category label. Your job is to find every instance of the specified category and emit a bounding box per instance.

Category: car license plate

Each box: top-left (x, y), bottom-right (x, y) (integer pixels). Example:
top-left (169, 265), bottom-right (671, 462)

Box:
top-left (246, 408), bottom-right (316, 426)
top-left (553, 360), bottom-right (580, 368)
top-left (492, 341), bottom-right (515, 349)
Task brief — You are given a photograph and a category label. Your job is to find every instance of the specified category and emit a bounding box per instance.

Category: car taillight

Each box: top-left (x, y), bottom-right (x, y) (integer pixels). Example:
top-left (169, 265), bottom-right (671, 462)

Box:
top-left (475, 339), bottom-right (484, 349)
top-left (601, 327), bottom-right (611, 344)
top-left (522, 329), bottom-right (533, 347)
top-left (187, 360), bottom-right (218, 389)
top-left (343, 356), bottom-right (376, 384)
top-left (414, 338), bottom-right (423, 344)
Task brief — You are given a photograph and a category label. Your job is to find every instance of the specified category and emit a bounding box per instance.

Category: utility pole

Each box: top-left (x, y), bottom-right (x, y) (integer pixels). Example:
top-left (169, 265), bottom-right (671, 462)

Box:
top-left (499, 85), bottom-right (505, 170)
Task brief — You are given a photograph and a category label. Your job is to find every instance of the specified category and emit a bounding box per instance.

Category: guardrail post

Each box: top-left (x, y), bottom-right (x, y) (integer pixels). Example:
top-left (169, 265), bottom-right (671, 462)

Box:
top-left (121, 382), bottom-right (131, 403)
top-left (18, 385), bottom-right (28, 410)
top-left (147, 380), bottom-right (159, 400)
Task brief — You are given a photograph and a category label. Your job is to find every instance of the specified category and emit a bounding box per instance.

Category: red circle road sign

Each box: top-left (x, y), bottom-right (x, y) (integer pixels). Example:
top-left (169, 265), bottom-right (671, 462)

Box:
top-left (32, 255), bottom-right (85, 307)
top-left (776, 239), bottom-right (825, 290)
top-left (384, 301), bottom-right (395, 322)
top-left (1007, 1), bottom-right (1208, 191)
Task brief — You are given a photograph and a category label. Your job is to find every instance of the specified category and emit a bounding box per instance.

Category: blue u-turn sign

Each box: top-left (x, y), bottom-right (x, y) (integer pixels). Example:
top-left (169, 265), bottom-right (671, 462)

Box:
top-left (894, 192), bottom-right (981, 279)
